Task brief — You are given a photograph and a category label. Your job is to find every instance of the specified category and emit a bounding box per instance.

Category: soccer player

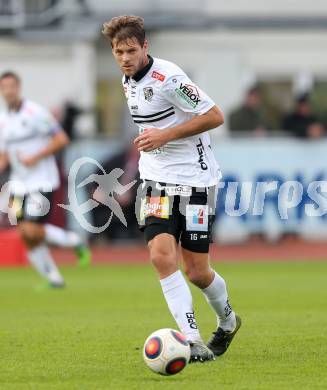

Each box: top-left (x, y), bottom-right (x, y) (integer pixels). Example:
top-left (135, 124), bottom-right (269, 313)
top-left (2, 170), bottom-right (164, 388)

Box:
top-left (0, 71), bottom-right (91, 288)
top-left (102, 16), bottom-right (241, 362)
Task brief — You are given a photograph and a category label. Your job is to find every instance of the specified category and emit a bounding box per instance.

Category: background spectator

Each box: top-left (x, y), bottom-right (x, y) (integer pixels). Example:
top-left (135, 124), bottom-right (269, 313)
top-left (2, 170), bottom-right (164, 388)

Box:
top-left (229, 86), bottom-right (270, 136)
top-left (60, 101), bottom-right (83, 141)
top-left (282, 93), bottom-right (325, 139)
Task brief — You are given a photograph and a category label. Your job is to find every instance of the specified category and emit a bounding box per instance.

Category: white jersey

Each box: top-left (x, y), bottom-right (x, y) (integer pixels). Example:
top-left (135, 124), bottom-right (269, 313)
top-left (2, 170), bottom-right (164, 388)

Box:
top-left (123, 56), bottom-right (222, 187)
top-left (0, 100), bottom-right (61, 195)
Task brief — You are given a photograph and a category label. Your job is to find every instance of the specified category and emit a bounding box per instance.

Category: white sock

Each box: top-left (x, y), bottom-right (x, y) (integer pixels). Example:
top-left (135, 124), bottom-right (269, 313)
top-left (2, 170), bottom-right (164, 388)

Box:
top-left (202, 272), bottom-right (236, 331)
top-left (44, 224), bottom-right (82, 248)
top-left (27, 244), bottom-right (64, 284)
top-left (160, 270), bottom-right (202, 342)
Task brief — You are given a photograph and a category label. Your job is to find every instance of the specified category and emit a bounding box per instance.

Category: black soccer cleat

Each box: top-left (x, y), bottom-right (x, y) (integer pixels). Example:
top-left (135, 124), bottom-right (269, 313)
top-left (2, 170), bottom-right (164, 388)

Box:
top-left (189, 340), bottom-right (215, 363)
top-left (207, 314), bottom-right (242, 357)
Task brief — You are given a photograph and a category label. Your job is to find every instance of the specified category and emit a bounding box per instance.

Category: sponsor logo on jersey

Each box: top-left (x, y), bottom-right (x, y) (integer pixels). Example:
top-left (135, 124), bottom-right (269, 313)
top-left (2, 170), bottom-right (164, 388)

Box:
top-left (143, 196), bottom-right (169, 219)
top-left (151, 71), bottom-right (166, 82)
top-left (196, 138), bottom-right (208, 170)
top-left (131, 105), bottom-right (138, 110)
top-left (175, 83), bottom-right (201, 108)
top-left (155, 183), bottom-right (192, 197)
top-left (129, 83), bottom-right (137, 98)
top-left (143, 87), bottom-right (154, 102)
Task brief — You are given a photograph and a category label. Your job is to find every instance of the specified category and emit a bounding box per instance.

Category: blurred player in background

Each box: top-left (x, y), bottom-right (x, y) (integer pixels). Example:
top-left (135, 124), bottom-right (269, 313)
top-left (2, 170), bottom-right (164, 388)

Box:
top-left (103, 16), bottom-right (241, 362)
top-left (0, 71), bottom-right (91, 288)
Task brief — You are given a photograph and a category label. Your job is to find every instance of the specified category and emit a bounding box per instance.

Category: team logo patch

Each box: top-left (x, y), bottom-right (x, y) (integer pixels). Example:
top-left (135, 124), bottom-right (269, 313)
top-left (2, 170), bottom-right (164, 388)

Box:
top-left (144, 196), bottom-right (170, 219)
top-left (143, 87), bottom-right (154, 102)
top-left (186, 204), bottom-right (209, 231)
top-left (175, 83), bottom-right (201, 108)
top-left (152, 71), bottom-right (165, 82)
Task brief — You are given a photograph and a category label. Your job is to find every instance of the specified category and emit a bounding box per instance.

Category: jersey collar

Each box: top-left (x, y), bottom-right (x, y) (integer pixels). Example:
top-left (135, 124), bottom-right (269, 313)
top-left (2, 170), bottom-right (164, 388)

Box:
top-left (124, 55), bottom-right (154, 83)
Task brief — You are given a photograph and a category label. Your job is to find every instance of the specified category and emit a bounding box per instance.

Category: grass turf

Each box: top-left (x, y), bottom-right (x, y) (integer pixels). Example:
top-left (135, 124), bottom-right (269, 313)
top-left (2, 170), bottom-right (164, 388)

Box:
top-left (0, 261), bottom-right (327, 390)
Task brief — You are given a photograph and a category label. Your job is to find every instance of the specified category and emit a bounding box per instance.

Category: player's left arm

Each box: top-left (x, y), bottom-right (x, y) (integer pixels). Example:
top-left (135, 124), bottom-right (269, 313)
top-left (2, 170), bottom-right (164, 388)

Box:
top-left (134, 73), bottom-right (223, 152)
top-left (19, 107), bottom-right (70, 167)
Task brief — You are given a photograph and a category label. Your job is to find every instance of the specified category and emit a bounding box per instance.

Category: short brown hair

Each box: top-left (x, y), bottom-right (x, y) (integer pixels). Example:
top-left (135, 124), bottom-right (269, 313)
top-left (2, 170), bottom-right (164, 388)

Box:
top-left (0, 71), bottom-right (21, 84)
top-left (102, 15), bottom-right (145, 47)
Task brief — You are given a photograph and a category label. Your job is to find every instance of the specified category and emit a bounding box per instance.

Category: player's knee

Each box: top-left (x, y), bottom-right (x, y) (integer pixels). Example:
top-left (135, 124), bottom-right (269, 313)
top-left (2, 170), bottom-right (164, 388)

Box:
top-left (17, 222), bottom-right (44, 245)
top-left (150, 248), bottom-right (176, 275)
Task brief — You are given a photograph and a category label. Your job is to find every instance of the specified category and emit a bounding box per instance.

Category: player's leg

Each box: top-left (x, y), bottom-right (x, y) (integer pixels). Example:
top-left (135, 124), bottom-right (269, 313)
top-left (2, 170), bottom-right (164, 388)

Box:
top-left (180, 185), bottom-right (241, 356)
top-left (44, 223), bottom-right (91, 268)
top-left (17, 220), bottom-right (65, 287)
top-left (181, 248), bottom-right (241, 356)
top-left (12, 193), bottom-right (65, 287)
top-left (37, 191), bottom-right (90, 267)
top-left (181, 248), bottom-right (236, 329)
top-left (148, 232), bottom-right (202, 342)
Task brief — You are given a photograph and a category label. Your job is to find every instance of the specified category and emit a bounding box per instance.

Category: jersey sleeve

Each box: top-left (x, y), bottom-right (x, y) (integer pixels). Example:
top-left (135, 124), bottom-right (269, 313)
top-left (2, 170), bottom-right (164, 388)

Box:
top-left (35, 106), bottom-right (62, 135)
top-left (160, 72), bottom-right (215, 115)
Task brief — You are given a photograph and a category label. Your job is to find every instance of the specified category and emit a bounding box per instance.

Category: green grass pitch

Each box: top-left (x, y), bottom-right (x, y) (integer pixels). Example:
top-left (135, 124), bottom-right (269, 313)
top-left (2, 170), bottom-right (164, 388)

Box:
top-left (1, 261), bottom-right (327, 390)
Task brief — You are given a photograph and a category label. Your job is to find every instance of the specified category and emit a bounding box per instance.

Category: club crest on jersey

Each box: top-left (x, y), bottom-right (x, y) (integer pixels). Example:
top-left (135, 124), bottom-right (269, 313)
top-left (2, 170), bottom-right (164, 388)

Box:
top-left (151, 71), bottom-right (165, 82)
top-left (143, 87), bottom-right (154, 102)
top-left (175, 83), bottom-right (201, 108)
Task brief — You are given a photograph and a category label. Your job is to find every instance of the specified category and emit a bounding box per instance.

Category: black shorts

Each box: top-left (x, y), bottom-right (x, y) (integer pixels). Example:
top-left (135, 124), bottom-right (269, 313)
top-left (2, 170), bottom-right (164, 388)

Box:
top-left (136, 180), bottom-right (217, 253)
top-left (10, 192), bottom-right (53, 224)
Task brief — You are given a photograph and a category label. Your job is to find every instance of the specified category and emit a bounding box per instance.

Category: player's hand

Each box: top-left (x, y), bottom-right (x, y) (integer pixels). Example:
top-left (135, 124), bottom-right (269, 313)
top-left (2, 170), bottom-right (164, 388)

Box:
top-left (18, 153), bottom-right (40, 167)
top-left (134, 128), bottom-right (168, 152)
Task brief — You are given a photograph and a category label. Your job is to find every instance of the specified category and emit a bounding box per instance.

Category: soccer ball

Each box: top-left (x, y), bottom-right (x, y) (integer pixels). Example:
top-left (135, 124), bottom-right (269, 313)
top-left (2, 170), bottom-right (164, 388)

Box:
top-left (143, 328), bottom-right (191, 375)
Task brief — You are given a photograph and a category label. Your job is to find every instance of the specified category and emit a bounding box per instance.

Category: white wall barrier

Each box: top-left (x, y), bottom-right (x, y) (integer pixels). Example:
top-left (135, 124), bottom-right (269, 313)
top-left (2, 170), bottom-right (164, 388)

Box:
top-left (213, 138), bottom-right (327, 243)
